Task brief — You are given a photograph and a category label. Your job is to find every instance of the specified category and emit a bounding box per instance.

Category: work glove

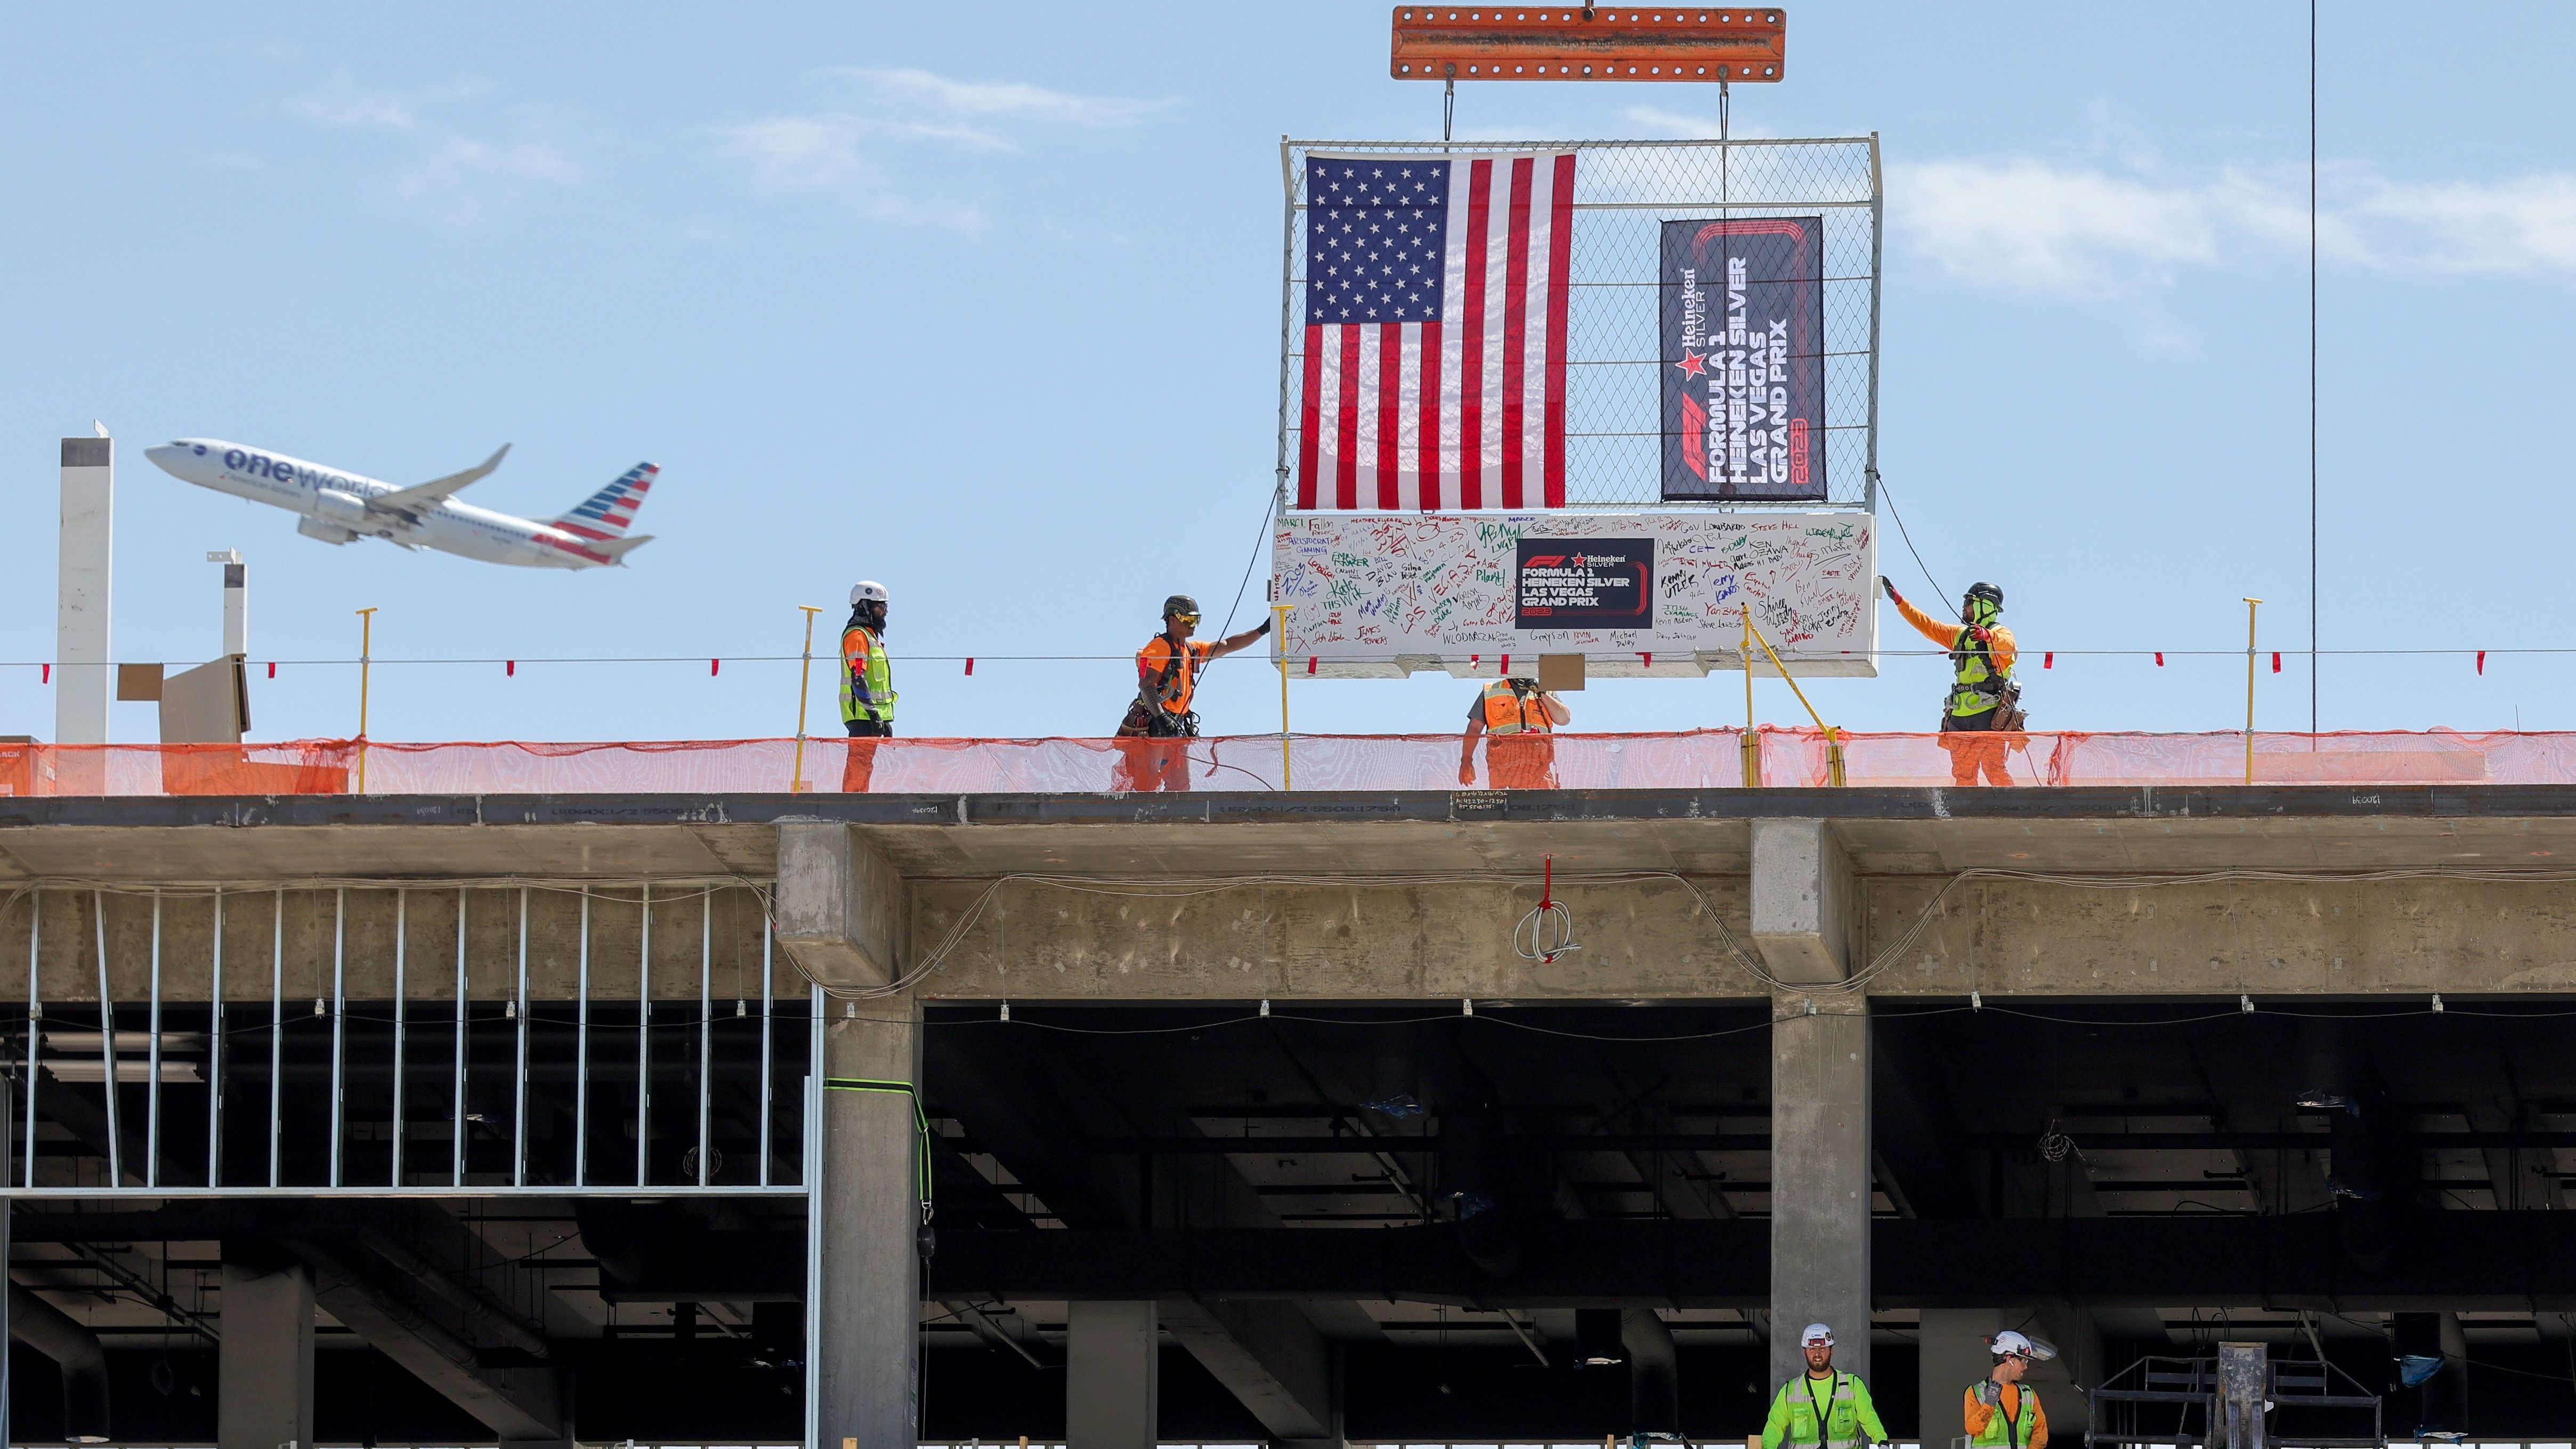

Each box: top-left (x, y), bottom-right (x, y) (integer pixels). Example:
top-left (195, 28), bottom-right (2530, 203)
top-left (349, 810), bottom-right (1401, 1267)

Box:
top-left (1878, 575), bottom-right (1899, 602)
top-left (1255, 617), bottom-right (1273, 636)
top-left (1967, 626), bottom-right (1992, 647)
top-left (1977, 1381), bottom-right (2002, 1407)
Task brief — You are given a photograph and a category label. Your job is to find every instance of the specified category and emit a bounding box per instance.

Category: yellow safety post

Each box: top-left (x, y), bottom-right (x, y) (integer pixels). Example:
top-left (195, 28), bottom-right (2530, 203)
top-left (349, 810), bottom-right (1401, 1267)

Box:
top-left (2244, 597), bottom-right (2263, 786)
top-left (1739, 610), bottom-right (1762, 787)
top-left (790, 604), bottom-right (822, 794)
top-left (353, 607), bottom-right (378, 794)
top-left (1273, 603), bottom-right (1293, 791)
top-left (1748, 616), bottom-right (1848, 787)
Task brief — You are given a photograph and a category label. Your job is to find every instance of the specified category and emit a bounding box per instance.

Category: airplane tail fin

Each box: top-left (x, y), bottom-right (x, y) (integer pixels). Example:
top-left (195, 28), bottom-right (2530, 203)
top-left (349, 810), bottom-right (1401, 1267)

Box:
top-left (552, 463), bottom-right (658, 541)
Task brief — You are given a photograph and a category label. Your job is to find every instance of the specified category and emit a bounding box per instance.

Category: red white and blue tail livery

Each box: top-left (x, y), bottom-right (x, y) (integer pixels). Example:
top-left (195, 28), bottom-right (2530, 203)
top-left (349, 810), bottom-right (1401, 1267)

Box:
top-left (144, 439), bottom-right (659, 570)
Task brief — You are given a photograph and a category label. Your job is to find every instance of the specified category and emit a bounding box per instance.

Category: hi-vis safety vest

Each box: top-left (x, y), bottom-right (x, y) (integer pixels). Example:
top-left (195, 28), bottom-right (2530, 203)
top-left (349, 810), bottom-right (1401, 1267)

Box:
top-left (839, 624), bottom-right (896, 725)
top-left (1949, 627), bottom-right (2013, 718)
top-left (1479, 681), bottom-right (1554, 735)
top-left (1762, 1370), bottom-right (1886, 1449)
top-left (1967, 1382), bottom-right (2042, 1449)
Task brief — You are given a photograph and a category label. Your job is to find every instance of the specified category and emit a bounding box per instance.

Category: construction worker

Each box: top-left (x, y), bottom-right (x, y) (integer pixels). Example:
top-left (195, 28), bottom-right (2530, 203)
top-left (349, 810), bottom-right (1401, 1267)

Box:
top-left (839, 581), bottom-right (896, 794)
top-left (1112, 594), bottom-right (1268, 792)
top-left (1761, 1323), bottom-right (1891, 1449)
top-left (1882, 577), bottom-right (2022, 787)
top-left (1459, 675), bottom-right (1570, 789)
top-left (1962, 1329), bottom-right (2056, 1449)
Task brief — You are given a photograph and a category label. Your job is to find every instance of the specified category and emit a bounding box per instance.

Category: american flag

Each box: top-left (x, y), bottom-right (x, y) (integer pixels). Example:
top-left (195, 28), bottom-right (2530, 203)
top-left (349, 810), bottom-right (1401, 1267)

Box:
top-left (1296, 151), bottom-right (1576, 511)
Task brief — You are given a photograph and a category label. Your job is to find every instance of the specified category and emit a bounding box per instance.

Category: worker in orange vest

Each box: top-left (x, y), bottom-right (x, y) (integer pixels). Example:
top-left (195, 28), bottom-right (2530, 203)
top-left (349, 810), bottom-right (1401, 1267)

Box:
top-left (1962, 1330), bottom-right (2056, 1449)
top-left (1112, 594), bottom-right (1269, 791)
top-left (1883, 576), bottom-right (2023, 787)
top-left (1459, 675), bottom-right (1570, 789)
top-left (839, 581), bottom-right (896, 794)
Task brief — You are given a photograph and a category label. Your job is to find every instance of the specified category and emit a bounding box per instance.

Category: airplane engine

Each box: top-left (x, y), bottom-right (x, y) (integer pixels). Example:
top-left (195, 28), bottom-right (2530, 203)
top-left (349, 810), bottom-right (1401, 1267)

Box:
top-left (311, 488), bottom-right (371, 528)
top-left (297, 516), bottom-right (358, 545)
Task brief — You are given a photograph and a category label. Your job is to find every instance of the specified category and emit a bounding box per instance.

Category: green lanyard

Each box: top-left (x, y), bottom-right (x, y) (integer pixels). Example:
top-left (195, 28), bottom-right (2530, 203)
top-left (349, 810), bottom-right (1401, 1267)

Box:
top-left (825, 1076), bottom-right (934, 1220)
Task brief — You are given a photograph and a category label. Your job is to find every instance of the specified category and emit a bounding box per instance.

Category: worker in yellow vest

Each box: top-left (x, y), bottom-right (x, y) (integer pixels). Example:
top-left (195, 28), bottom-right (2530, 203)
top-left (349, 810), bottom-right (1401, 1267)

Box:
top-left (839, 581), bottom-right (896, 793)
top-left (1761, 1323), bottom-right (1890, 1449)
top-left (1459, 675), bottom-right (1570, 789)
top-left (1962, 1330), bottom-right (2056, 1449)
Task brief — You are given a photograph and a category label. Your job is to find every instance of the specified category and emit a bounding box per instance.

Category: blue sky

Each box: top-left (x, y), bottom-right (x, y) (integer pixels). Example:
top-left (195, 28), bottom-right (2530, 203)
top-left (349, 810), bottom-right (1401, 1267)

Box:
top-left (4, 2), bottom-right (2573, 747)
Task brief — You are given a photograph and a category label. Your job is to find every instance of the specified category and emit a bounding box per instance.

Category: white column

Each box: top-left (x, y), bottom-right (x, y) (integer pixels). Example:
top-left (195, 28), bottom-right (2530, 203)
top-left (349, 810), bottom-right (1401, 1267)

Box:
top-left (220, 1258), bottom-right (315, 1449)
top-left (1068, 1301), bottom-right (1160, 1449)
top-left (55, 436), bottom-right (113, 748)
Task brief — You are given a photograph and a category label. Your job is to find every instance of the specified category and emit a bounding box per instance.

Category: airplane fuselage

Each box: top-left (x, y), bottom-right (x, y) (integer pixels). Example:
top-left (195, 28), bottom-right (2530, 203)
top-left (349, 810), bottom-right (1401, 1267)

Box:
top-left (145, 439), bottom-right (625, 569)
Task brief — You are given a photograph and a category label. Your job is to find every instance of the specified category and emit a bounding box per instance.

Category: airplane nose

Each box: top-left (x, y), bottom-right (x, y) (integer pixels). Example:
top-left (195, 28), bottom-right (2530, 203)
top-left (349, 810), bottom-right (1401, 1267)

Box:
top-left (143, 444), bottom-right (178, 468)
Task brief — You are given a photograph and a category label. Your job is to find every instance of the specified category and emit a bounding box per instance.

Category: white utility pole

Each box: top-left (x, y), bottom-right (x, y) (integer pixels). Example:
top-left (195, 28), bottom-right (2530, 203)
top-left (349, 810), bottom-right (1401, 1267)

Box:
top-left (56, 434), bottom-right (114, 746)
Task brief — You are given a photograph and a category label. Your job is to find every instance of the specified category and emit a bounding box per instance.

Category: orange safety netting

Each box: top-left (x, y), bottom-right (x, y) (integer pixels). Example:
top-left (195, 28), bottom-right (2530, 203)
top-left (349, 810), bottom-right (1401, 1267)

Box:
top-left (1, 730), bottom-right (2567, 798)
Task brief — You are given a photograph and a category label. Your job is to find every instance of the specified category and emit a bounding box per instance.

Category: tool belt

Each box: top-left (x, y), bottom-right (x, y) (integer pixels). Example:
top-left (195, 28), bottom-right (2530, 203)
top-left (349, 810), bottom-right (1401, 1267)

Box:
top-left (1941, 680), bottom-right (2026, 733)
top-left (1117, 695), bottom-right (1199, 739)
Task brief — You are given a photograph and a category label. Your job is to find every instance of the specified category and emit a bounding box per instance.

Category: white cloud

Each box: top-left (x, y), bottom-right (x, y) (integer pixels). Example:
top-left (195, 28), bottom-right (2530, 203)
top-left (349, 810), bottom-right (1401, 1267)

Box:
top-left (1892, 155), bottom-right (2576, 297)
top-left (848, 67), bottom-right (1167, 129)
top-left (721, 67), bottom-right (1165, 227)
top-left (290, 76), bottom-right (582, 225)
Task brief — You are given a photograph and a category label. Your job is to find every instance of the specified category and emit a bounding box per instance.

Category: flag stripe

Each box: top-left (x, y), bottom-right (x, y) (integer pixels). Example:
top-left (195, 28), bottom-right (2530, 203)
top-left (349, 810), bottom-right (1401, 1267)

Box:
top-left (1459, 159), bottom-right (1492, 511)
top-left (1416, 319), bottom-right (1442, 509)
top-left (1298, 324), bottom-right (1323, 509)
top-left (1500, 156), bottom-right (1534, 509)
top-left (1334, 326), bottom-right (1361, 509)
top-left (1543, 151), bottom-right (1575, 507)
top-left (1375, 322), bottom-right (1401, 508)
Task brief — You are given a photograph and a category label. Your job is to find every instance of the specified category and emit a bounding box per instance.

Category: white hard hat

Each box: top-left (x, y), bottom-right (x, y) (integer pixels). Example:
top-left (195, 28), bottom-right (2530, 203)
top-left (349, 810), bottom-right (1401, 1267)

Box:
top-left (1801, 1323), bottom-right (1834, 1348)
top-left (850, 581), bottom-right (889, 606)
top-left (1990, 1330), bottom-right (2057, 1362)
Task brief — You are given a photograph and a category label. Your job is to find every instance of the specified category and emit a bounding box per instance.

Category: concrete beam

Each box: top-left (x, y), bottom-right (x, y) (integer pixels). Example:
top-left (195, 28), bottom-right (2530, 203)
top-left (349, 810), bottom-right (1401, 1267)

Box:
top-left (1159, 1298), bottom-right (1334, 1440)
top-left (775, 823), bottom-right (906, 990)
top-left (1751, 819), bottom-right (1857, 984)
top-left (290, 1240), bottom-right (563, 1442)
top-left (9, 1283), bottom-right (109, 1442)
top-left (909, 875), bottom-right (1755, 1001)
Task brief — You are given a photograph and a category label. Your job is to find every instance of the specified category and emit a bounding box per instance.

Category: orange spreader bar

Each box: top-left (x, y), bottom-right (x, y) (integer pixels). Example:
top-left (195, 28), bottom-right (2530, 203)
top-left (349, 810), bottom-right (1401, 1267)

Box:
top-left (1391, 5), bottom-right (1786, 82)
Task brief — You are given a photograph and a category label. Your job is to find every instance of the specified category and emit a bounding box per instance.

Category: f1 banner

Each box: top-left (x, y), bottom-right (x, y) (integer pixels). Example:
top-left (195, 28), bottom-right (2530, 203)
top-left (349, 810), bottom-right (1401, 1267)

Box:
top-left (1660, 216), bottom-right (1826, 501)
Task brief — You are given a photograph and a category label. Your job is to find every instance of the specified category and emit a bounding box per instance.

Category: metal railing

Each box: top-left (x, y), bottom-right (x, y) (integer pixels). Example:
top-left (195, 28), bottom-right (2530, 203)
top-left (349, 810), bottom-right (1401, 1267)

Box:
top-left (3, 881), bottom-right (815, 1197)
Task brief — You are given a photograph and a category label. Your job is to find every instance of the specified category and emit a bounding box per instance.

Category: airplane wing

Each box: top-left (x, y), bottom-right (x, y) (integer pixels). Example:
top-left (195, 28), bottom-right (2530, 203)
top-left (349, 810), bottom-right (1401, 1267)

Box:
top-left (370, 444), bottom-right (511, 515)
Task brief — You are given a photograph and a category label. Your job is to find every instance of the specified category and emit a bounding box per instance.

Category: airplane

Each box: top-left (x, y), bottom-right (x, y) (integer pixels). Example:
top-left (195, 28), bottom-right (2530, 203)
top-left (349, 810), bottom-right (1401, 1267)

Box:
top-left (143, 438), bottom-right (658, 569)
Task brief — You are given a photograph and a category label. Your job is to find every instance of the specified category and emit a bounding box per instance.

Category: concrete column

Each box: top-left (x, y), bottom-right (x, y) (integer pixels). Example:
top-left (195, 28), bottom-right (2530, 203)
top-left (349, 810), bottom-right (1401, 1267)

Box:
top-left (814, 997), bottom-right (924, 1449)
top-left (219, 1257), bottom-right (315, 1449)
top-left (1770, 992), bottom-right (1872, 1391)
top-left (56, 436), bottom-right (113, 753)
top-left (1754, 819), bottom-right (1872, 1394)
top-left (1067, 1300), bottom-right (1160, 1449)
top-left (1918, 1309), bottom-right (2006, 1449)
